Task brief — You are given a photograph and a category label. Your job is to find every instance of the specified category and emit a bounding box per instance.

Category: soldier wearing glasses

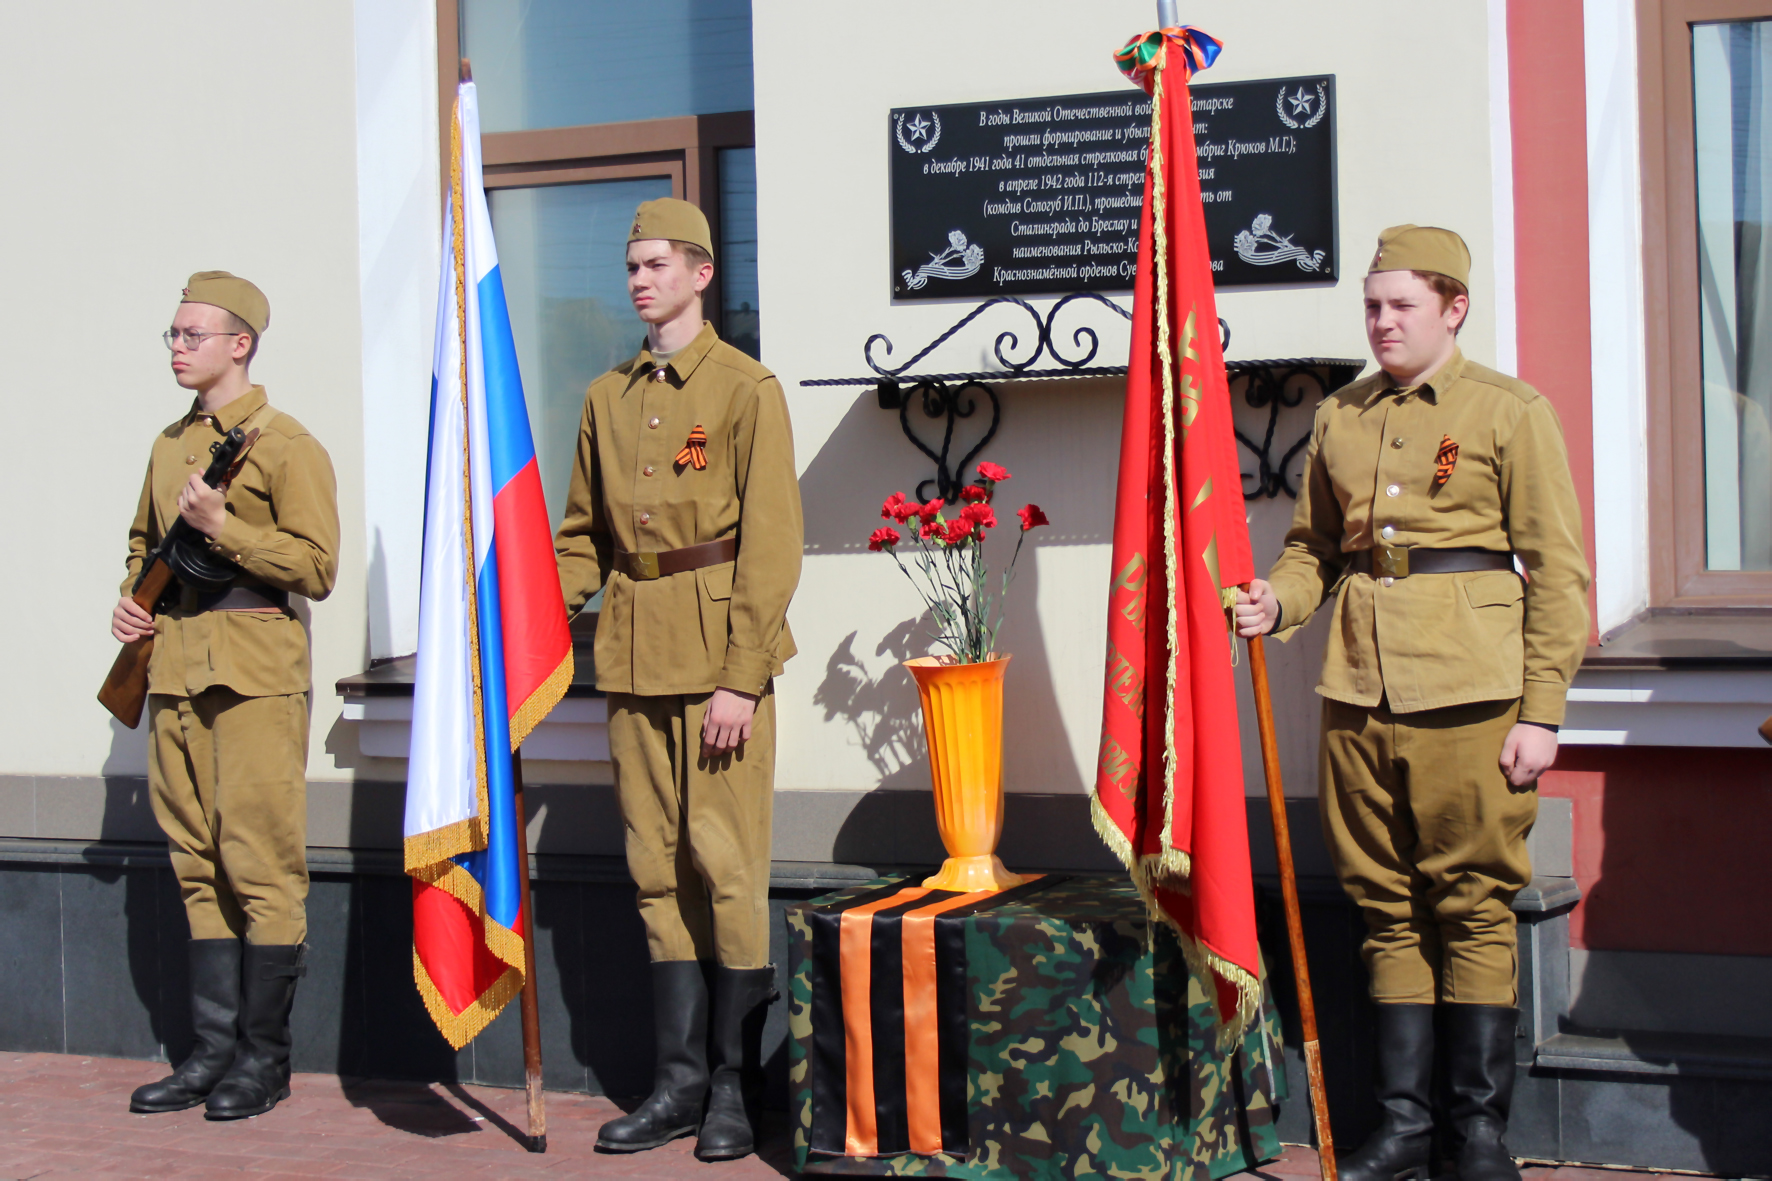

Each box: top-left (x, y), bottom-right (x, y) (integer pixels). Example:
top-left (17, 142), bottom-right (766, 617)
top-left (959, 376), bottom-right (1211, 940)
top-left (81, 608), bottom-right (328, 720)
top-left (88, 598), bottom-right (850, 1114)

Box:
top-left (114, 272), bottom-right (339, 1121)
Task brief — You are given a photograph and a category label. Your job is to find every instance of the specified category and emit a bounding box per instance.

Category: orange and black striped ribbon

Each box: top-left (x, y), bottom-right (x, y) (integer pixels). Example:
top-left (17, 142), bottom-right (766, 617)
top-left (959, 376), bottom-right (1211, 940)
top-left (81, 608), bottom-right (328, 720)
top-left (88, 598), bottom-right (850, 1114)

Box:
top-left (675, 424), bottom-right (708, 470)
top-left (1433, 434), bottom-right (1459, 490)
top-left (808, 874), bottom-right (1064, 1159)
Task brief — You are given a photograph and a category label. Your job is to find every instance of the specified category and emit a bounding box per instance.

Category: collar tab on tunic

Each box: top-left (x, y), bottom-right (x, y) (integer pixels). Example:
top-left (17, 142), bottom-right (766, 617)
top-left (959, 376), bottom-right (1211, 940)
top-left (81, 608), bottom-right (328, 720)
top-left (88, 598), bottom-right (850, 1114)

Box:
top-left (1369, 348), bottom-right (1465, 407)
top-left (186, 385), bottom-right (267, 432)
top-left (634, 321), bottom-right (720, 389)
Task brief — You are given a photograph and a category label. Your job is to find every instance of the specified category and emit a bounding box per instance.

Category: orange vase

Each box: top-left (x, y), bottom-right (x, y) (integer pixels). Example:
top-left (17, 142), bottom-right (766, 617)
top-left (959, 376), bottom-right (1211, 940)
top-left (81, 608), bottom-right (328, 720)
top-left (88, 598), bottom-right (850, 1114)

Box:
top-left (904, 655), bottom-right (1028, 893)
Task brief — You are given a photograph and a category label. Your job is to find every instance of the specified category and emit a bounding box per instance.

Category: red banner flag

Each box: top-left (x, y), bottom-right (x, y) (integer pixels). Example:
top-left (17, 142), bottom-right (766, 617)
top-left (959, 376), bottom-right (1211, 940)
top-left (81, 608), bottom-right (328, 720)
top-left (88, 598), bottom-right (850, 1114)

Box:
top-left (1092, 26), bottom-right (1261, 1037)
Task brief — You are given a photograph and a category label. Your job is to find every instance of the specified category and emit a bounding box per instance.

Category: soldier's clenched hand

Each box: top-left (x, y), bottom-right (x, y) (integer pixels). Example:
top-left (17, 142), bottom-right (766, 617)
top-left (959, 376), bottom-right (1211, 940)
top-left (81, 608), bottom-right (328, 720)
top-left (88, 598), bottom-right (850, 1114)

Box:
top-left (177, 473), bottom-right (227, 538)
top-left (1499, 722), bottom-right (1558, 787)
top-left (113, 595), bottom-right (153, 643)
top-left (702, 687), bottom-right (759, 758)
top-left (1233, 579), bottom-right (1279, 637)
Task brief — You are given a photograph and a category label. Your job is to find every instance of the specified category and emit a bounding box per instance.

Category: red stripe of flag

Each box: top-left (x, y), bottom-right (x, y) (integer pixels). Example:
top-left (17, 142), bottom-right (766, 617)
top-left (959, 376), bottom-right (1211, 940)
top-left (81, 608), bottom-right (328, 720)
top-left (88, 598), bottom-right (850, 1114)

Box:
top-left (413, 880), bottom-right (523, 1016)
top-left (491, 456), bottom-right (573, 716)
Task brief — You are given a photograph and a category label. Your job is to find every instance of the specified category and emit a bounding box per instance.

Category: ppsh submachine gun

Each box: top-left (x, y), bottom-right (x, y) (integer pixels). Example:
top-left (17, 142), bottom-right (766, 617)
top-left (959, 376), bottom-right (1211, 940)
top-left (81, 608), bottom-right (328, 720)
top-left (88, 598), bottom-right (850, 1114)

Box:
top-left (98, 426), bottom-right (261, 728)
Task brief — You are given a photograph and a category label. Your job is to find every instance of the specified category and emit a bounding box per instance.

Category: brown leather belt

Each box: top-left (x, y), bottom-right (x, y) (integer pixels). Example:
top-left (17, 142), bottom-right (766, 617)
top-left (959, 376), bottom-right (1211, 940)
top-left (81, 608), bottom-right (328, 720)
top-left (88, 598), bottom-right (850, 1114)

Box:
top-left (182, 583), bottom-right (290, 612)
top-left (615, 537), bottom-right (737, 581)
top-left (1347, 547), bottom-right (1515, 579)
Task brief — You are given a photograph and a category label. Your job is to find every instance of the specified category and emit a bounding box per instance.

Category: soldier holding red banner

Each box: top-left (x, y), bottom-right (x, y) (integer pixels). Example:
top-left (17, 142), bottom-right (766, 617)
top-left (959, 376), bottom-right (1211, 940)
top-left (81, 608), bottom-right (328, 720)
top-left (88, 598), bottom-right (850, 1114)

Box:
top-left (1235, 227), bottom-right (1590, 1181)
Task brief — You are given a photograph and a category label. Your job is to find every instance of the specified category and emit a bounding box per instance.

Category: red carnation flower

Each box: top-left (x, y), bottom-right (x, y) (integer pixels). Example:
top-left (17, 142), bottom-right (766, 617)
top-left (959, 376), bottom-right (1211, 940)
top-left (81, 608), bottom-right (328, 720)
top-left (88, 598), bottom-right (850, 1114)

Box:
top-left (960, 502), bottom-right (997, 530)
top-left (960, 484), bottom-right (989, 503)
top-left (917, 498), bottom-right (945, 524)
top-left (881, 491), bottom-right (907, 521)
top-left (976, 461), bottom-right (1011, 483)
top-left (945, 518), bottom-right (975, 546)
top-left (868, 525), bottom-right (901, 552)
top-left (1017, 503), bottom-right (1049, 531)
top-left (919, 518), bottom-right (942, 540)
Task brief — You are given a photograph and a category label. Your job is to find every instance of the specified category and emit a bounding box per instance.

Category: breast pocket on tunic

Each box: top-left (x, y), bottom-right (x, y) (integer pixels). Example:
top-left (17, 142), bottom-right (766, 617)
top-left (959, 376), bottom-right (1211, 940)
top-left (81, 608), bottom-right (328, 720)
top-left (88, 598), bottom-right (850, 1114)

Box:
top-left (697, 561), bottom-right (735, 658)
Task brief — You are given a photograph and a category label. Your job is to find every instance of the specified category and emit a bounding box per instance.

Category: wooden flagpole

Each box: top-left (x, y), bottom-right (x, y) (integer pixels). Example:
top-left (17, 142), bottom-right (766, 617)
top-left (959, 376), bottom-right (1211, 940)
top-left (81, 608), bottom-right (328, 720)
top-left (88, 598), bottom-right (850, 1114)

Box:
top-left (1247, 634), bottom-right (1337, 1181)
top-left (511, 750), bottom-right (547, 1152)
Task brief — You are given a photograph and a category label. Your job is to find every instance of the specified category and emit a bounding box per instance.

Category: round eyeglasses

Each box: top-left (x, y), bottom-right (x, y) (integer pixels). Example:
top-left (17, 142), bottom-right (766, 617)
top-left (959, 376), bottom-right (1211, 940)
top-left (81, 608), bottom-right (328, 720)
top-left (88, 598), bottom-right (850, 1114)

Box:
top-left (162, 328), bottom-right (246, 352)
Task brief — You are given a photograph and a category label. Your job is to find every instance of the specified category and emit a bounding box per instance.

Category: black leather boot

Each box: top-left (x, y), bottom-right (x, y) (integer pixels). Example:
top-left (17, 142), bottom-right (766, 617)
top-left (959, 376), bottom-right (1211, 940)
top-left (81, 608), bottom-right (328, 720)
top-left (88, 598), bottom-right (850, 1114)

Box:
top-left (597, 961), bottom-right (711, 1152)
top-left (696, 965), bottom-right (777, 1162)
top-left (130, 939), bottom-right (241, 1113)
top-left (1442, 1005), bottom-right (1522, 1181)
top-left (1338, 1003), bottom-right (1436, 1181)
top-left (205, 942), bottom-right (306, 1120)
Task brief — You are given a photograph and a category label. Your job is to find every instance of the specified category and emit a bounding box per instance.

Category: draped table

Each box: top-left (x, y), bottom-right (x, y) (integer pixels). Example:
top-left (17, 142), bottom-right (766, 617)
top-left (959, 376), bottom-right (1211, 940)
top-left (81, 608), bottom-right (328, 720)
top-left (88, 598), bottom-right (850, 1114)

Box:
top-left (786, 874), bottom-right (1288, 1178)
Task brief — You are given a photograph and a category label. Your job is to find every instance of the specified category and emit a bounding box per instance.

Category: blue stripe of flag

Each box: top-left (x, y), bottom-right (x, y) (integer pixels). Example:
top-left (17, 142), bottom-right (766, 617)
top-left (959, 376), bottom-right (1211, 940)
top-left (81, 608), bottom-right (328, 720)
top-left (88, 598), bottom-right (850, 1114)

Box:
top-left (478, 265), bottom-right (537, 494)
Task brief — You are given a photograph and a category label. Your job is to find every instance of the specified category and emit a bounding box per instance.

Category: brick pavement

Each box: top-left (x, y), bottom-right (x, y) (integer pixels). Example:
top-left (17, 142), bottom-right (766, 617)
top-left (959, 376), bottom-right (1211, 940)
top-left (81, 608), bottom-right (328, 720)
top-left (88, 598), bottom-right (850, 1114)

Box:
top-left (0, 1052), bottom-right (1703, 1180)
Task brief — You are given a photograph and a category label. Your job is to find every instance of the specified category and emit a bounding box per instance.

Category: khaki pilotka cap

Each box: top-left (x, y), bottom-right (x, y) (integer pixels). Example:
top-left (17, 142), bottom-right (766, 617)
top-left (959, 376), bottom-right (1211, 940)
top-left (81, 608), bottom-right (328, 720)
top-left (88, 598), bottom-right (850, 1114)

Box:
top-left (180, 270), bottom-right (270, 335)
top-left (628, 197), bottom-right (713, 256)
top-left (1368, 225), bottom-right (1470, 288)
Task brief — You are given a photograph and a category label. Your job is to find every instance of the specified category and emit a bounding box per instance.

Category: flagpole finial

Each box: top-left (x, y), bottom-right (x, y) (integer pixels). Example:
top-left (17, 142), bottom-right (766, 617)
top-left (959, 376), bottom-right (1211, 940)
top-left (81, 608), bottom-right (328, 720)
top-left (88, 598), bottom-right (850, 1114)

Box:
top-left (460, 57), bottom-right (473, 83)
top-left (1156, 0), bottom-right (1178, 28)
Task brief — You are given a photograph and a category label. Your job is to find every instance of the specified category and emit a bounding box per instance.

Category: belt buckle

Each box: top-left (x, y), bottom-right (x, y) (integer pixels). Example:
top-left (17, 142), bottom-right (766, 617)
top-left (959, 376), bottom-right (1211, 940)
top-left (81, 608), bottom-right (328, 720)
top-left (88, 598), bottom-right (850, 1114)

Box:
top-left (1376, 545), bottom-right (1410, 578)
top-left (630, 551), bottom-right (661, 581)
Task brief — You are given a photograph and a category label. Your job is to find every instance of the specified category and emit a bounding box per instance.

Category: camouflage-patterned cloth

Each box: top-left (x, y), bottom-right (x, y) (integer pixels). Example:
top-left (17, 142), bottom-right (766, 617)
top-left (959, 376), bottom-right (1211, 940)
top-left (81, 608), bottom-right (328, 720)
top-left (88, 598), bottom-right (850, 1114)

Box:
top-left (788, 875), bottom-right (1288, 1178)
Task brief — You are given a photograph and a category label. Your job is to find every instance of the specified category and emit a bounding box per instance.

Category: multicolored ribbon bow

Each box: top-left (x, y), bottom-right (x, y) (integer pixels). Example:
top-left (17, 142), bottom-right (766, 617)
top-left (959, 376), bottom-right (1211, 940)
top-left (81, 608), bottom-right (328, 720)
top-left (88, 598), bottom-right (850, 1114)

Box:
top-left (1113, 25), bottom-right (1223, 95)
top-left (675, 424), bottom-right (708, 471)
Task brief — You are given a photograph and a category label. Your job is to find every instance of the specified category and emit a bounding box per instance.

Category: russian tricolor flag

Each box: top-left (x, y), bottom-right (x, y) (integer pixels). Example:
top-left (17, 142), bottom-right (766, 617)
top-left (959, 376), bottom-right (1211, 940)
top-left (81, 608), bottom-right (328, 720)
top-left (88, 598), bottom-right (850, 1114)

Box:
top-left (404, 78), bottom-right (574, 1049)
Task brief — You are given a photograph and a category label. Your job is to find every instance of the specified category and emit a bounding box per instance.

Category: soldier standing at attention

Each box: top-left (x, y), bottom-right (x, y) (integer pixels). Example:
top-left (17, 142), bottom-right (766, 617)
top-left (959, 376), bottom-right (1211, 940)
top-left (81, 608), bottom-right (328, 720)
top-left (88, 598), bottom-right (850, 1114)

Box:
top-left (114, 273), bottom-right (339, 1120)
top-left (1234, 227), bottom-right (1589, 1181)
top-left (555, 198), bottom-right (802, 1161)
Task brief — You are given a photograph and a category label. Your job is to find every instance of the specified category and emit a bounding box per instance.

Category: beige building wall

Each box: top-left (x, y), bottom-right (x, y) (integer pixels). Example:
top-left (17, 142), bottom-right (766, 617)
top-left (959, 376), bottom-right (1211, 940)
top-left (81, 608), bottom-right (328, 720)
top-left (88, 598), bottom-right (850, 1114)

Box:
top-left (754, 0), bottom-right (1500, 803)
top-left (0, 2), bottom-right (371, 835)
top-left (0, 0), bottom-right (1504, 854)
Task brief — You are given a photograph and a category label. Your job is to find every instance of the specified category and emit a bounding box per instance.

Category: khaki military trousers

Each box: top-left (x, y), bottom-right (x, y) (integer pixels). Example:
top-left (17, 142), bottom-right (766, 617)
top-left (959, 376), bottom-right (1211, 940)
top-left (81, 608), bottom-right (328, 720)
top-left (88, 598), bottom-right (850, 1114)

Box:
top-left (1319, 696), bottom-right (1535, 1006)
top-left (147, 689), bottom-right (310, 945)
top-left (607, 686), bottom-right (775, 968)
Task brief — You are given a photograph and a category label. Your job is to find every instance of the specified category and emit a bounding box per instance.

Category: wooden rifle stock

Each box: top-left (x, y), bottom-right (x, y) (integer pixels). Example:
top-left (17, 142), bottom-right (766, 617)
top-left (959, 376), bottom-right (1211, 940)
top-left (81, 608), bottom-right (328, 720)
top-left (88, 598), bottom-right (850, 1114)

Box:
top-left (98, 561), bottom-right (173, 728)
top-left (96, 427), bottom-right (261, 729)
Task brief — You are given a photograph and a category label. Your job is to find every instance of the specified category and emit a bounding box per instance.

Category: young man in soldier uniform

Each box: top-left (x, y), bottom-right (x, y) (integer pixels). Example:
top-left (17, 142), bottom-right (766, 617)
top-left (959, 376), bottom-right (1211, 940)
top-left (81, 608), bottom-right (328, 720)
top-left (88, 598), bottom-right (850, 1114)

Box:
top-left (112, 272), bottom-right (339, 1121)
top-left (554, 198), bottom-right (801, 1161)
top-left (1235, 227), bottom-right (1589, 1181)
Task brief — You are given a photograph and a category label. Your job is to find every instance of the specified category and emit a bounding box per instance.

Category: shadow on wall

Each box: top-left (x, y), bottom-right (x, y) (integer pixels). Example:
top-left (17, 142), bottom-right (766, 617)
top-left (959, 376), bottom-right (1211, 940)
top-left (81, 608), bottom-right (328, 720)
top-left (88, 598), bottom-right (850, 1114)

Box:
top-left (809, 567), bottom-right (1075, 795)
top-left (93, 707), bottom-right (190, 1067)
top-left (796, 379), bottom-right (1123, 798)
top-left (814, 620), bottom-right (928, 789)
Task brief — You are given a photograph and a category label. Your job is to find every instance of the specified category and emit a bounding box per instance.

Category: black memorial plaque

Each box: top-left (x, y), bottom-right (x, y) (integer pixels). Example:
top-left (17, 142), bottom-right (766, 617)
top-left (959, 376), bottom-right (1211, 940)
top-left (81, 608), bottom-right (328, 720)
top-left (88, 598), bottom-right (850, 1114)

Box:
top-left (888, 75), bottom-right (1336, 300)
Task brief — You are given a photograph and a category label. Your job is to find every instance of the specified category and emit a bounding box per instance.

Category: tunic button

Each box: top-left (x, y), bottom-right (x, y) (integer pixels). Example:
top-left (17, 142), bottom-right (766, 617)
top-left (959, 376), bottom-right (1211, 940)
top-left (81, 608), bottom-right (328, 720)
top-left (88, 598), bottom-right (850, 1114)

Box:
top-left (643, 465), bottom-right (655, 477)
top-left (653, 369), bottom-right (667, 383)
top-left (1386, 483), bottom-right (1401, 497)
top-left (639, 512), bottom-right (651, 525)
top-left (186, 455), bottom-right (197, 464)
top-left (1380, 525), bottom-right (1395, 540)
top-left (1391, 437), bottom-right (1405, 448)
top-left (1381, 576), bottom-right (1395, 588)
top-left (648, 417), bottom-right (661, 429)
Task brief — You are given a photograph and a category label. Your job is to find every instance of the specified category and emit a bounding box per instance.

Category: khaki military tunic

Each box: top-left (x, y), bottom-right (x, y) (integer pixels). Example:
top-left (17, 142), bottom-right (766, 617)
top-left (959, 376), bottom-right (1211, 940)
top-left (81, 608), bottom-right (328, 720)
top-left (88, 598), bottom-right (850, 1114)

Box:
top-left (556, 322), bottom-right (801, 696)
top-left (556, 323), bottom-right (802, 968)
top-left (125, 387), bottom-right (340, 697)
top-left (1268, 350), bottom-right (1589, 725)
top-left (123, 386), bottom-right (339, 945)
top-left (1265, 349), bottom-right (1590, 1005)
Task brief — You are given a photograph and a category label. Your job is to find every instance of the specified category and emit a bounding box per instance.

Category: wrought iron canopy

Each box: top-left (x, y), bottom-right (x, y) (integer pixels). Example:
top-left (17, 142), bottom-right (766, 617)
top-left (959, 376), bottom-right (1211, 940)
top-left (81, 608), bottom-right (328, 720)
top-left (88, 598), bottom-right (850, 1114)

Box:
top-left (799, 294), bottom-right (1364, 503)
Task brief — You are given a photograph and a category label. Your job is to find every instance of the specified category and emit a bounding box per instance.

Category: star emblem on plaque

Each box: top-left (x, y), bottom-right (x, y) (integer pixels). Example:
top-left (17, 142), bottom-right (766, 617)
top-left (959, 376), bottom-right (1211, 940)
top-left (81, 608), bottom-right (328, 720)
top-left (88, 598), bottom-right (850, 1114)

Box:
top-left (894, 110), bottom-right (942, 154)
top-left (1276, 81), bottom-right (1328, 129)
